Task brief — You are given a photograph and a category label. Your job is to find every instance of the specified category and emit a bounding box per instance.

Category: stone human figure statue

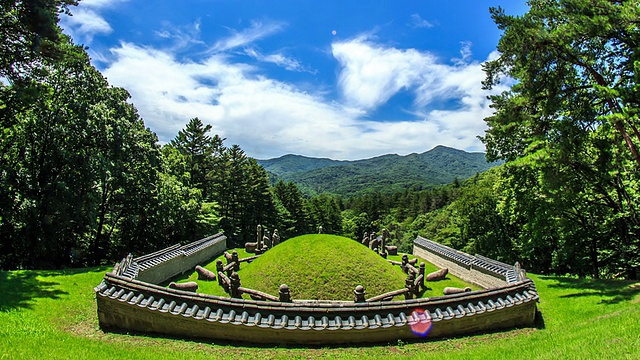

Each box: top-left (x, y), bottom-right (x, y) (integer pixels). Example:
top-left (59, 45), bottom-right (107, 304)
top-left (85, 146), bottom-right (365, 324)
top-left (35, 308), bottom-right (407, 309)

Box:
top-left (318, 225), bottom-right (323, 234)
top-left (362, 231), bottom-right (369, 246)
top-left (263, 231), bottom-right (271, 249)
top-left (256, 224), bottom-right (263, 250)
top-left (272, 229), bottom-right (280, 247)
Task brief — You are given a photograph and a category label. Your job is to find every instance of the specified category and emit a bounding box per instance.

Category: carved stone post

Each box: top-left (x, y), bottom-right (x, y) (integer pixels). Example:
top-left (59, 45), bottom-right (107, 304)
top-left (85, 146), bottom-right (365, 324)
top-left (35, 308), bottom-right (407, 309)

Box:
top-left (232, 250), bottom-right (240, 271)
top-left (419, 262), bottom-right (426, 291)
top-left (230, 272), bottom-right (242, 298)
top-left (216, 260), bottom-right (224, 286)
top-left (405, 272), bottom-right (415, 299)
top-left (353, 285), bottom-right (366, 303)
top-left (279, 284), bottom-right (291, 302)
top-left (401, 254), bottom-right (409, 274)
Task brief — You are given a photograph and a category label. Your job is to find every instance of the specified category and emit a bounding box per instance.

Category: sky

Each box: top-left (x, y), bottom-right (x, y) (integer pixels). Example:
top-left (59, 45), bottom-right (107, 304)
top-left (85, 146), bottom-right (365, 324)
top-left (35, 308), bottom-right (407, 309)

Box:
top-left (59, 0), bottom-right (529, 160)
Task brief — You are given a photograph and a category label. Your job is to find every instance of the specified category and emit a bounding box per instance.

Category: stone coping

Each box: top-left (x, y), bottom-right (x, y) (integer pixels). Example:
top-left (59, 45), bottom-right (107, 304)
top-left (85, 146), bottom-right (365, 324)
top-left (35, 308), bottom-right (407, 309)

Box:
top-left (97, 272), bottom-right (538, 331)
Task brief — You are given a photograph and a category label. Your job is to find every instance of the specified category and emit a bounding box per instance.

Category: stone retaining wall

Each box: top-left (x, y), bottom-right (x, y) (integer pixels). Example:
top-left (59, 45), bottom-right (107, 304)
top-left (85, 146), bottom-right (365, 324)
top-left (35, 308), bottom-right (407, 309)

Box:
top-left (117, 233), bottom-right (227, 285)
top-left (413, 236), bottom-right (520, 289)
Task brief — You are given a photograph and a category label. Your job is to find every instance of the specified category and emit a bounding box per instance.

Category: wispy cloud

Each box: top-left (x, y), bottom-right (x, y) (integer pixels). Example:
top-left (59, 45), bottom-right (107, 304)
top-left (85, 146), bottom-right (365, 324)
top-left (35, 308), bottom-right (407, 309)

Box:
top-left (154, 20), bottom-right (205, 52)
top-left (409, 14), bottom-right (434, 29)
top-left (209, 21), bottom-right (285, 53)
top-left (59, 0), bottom-right (128, 43)
top-left (244, 48), bottom-right (313, 73)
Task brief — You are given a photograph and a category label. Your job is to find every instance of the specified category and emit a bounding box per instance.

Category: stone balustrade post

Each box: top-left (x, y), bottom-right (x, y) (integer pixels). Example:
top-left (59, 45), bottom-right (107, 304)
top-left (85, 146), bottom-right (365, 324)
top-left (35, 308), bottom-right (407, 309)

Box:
top-left (353, 285), bottom-right (366, 302)
top-left (279, 284), bottom-right (291, 302)
top-left (232, 250), bottom-right (240, 271)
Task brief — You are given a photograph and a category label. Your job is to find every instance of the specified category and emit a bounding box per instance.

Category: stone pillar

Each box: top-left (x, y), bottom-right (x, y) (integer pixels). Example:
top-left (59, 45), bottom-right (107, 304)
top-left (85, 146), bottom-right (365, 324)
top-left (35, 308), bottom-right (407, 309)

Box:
top-left (353, 285), bottom-right (366, 302)
top-left (216, 260), bottom-right (224, 286)
top-left (230, 272), bottom-right (242, 298)
top-left (232, 250), bottom-right (240, 271)
top-left (419, 262), bottom-right (426, 290)
top-left (405, 272), bottom-right (415, 299)
top-left (401, 254), bottom-right (409, 274)
top-left (279, 284), bottom-right (291, 302)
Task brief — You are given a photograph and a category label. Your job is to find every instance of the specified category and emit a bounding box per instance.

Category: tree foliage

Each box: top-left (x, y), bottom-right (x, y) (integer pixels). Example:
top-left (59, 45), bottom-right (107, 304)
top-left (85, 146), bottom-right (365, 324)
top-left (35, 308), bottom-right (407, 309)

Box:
top-left (480, 0), bottom-right (640, 279)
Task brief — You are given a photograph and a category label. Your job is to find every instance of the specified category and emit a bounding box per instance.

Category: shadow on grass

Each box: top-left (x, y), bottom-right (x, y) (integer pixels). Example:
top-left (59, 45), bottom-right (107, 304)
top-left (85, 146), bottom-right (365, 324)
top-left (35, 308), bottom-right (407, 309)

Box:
top-left (0, 266), bottom-right (109, 311)
top-left (543, 275), bottom-right (640, 304)
top-left (0, 271), bottom-right (67, 311)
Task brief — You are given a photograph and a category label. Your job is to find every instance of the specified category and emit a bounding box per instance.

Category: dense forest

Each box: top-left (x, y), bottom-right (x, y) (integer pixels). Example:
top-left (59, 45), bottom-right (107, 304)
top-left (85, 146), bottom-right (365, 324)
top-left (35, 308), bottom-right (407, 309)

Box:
top-left (1, 1), bottom-right (639, 280)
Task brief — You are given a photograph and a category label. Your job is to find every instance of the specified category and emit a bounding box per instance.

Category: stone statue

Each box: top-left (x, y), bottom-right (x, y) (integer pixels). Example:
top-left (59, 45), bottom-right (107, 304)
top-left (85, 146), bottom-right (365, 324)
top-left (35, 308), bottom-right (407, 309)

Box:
top-left (443, 287), bottom-right (472, 295)
top-left (426, 268), bottom-right (448, 281)
top-left (169, 281), bottom-right (198, 292)
top-left (361, 232), bottom-right (369, 246)
top-left (272, 229), bottom-right (280, 247)
top-left (195, 265), bottom-right (216, 281)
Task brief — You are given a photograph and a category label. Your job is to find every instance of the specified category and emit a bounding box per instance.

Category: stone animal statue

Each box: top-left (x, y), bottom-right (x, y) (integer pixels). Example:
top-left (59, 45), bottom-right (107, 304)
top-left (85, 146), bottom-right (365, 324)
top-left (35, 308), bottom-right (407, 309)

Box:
top-left (385, 245), bottom-right (398, 255)
top-left (244, 241), bottom-right (258, 253)
top-left (169, 281), bottom-right (198, 292)
top-left (195, 265), bottom-right (216, 281)
top-left (426, 268), bottom-right (448, 281)
top-left (443, 286), bottom-right (472, 295)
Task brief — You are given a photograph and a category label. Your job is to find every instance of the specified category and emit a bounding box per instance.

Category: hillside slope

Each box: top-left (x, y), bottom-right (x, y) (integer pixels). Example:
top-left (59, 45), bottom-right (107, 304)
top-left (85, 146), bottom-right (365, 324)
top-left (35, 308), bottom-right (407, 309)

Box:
top-left (258, 145), bottom-right (497, 196)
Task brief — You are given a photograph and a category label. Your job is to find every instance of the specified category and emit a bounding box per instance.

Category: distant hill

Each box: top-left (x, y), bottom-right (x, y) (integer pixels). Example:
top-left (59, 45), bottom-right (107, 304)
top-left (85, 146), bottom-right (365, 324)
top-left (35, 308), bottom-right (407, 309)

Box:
top-left (257, 145), bottom-right (498, 197)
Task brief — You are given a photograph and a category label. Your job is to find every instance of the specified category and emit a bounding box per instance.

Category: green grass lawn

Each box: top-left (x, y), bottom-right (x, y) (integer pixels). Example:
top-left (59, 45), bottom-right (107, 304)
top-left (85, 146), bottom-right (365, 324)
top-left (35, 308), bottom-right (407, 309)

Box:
top-left (1, 262), bottom-right (638, 359)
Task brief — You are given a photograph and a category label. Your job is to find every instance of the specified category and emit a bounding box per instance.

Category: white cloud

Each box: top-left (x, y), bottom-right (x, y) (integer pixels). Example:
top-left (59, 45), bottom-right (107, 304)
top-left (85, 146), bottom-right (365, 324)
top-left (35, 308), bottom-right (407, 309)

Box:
top-left (101, 39), bottom-right (508, 160)
top-left (409, 14), bottom-right (434, 29)
top-left (244, 48), bottom-right (313, 73)
top-left (209, 21), bottom-right (285, 53)
top-left (59, 0), bottom-right (128, 43)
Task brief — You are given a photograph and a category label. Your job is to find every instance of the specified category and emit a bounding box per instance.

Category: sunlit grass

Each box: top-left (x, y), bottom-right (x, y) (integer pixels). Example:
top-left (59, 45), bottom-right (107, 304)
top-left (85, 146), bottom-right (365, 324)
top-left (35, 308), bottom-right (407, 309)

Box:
top-left (1, 260), bottom-right (638, 359)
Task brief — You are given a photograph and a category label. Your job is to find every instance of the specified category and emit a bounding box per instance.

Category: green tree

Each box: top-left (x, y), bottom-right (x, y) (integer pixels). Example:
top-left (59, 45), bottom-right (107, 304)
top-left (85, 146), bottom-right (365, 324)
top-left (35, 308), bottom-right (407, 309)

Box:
top-left (273, 180), bottom-right (308, 238)
top-left (482, 0), bottom-right (640, 278)
top-left (169, 117), bottom-right (224, 199)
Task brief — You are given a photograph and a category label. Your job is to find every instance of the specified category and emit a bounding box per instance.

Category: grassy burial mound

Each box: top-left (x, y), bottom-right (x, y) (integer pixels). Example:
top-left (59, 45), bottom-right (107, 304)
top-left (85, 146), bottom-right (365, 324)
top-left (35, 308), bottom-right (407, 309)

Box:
top-left (238, 234), bottom-right (407, 301)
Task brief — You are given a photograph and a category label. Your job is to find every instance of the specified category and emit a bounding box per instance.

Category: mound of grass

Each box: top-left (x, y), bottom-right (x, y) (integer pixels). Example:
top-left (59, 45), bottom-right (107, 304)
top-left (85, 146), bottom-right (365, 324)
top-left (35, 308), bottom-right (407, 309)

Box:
top-left (237, 234), bottom-right (408, 300)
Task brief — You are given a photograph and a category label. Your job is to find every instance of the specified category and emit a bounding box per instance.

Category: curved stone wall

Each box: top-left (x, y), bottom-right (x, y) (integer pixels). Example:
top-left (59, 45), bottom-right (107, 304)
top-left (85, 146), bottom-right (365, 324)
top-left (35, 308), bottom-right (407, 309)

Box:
top-left (96, 234), bottom-right (539, 345)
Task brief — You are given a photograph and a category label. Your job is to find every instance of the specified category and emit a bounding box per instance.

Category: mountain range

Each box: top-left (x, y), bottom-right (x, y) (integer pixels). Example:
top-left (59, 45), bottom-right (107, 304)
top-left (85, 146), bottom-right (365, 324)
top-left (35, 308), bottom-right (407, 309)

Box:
top-left (257, 145), bottom-right (498, 197)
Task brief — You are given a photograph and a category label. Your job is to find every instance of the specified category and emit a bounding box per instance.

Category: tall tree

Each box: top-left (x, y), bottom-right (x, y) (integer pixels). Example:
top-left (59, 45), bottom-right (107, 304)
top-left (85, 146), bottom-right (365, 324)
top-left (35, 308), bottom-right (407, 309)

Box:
top-left (482, 0), bottom-right (640, 278)
top-left (169, 117), bottom-right (224, 199)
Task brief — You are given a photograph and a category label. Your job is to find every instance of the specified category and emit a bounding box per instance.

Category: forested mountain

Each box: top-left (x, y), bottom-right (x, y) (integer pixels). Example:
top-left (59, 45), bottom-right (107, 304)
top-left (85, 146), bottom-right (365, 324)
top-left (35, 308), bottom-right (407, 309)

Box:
top-left (259, 145), bottom-right (497, 196)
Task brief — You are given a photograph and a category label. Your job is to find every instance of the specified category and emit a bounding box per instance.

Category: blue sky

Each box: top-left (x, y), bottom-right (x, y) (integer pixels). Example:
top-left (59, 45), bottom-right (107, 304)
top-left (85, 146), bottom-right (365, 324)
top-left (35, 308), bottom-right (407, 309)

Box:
top-left (60, 0), bottom-right (528, 160)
